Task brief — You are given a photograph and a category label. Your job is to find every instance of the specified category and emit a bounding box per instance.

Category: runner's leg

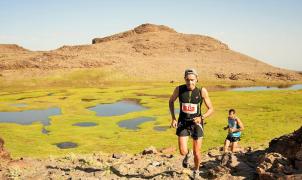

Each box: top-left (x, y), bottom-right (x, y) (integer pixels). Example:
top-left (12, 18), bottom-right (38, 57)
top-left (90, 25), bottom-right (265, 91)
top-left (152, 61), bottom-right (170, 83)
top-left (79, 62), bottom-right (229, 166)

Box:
top-left (231, 141), bottom-right (238, 152)
top-left (192, 138), bottom-right (202, 171)
top-left (178, 136), bottom-right (189, 155)
top-left (224, 139), bottom-right (231, 152)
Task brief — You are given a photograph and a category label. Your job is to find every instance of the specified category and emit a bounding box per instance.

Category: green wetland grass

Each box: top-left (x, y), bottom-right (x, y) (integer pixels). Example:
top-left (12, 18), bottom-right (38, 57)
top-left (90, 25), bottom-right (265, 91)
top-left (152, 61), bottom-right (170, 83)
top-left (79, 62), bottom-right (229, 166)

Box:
top-left (0, 83), bottom-right (301, 158)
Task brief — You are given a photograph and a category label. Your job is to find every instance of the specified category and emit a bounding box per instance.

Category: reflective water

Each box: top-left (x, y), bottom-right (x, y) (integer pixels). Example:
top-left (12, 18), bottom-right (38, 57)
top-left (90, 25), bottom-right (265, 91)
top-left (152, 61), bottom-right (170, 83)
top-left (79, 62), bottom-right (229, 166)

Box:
top-left (0, 107), bottom-right (61, 125)
top-left (72, 122), bottom-right (98, 127)
top-left (153, 125), bottom-right (169, 131)
top-left (231, 84), bottom-right (302, 91)
top-left (56, 142), bottom-right (78, 149)
top-left (88, 100), bottom-right (147, 116)
top-left (118, 117), bottom-right (155, 130)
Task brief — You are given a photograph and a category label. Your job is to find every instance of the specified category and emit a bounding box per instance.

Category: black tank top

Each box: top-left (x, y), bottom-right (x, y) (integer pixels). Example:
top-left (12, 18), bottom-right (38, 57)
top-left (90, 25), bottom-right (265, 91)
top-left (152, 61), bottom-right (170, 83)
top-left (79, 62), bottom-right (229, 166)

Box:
top-left (178, 84), bottom-right (203, 121)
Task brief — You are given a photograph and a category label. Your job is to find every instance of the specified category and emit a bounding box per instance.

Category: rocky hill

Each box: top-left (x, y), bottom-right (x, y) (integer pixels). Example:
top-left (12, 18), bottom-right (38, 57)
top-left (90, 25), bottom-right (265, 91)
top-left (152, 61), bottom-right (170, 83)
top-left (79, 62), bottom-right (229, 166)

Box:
top-left (0, 23), bottom-right (301, 84)
top-left (0, 44), bottom-right (29, 53)
top-left (0, 126), bottom-right (301, 179)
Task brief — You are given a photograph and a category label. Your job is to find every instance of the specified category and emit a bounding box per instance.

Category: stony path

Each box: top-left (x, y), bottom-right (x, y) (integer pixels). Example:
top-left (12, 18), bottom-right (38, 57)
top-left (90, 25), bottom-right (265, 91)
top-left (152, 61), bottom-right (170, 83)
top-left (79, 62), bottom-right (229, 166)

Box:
top-left (0, 126), bottom-right (301, 179)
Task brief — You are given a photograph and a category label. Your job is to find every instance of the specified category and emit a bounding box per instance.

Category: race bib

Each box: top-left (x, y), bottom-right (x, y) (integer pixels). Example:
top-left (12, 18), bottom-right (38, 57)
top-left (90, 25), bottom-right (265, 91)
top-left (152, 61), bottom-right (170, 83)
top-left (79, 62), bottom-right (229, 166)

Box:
top-left (181, 103), bottom-right (198, 114)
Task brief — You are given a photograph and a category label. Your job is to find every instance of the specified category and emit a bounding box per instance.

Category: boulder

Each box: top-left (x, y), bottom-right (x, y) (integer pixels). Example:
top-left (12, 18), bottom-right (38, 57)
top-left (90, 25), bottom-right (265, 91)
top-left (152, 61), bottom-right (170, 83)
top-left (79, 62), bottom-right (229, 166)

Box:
top-left (159, 147), bottom-right (176, 154)
top-left (142, 146), bottom-right (158, 155)
top-left (256, 153), bottom-right (296, 179)
top-left (255, 127), bottom-right (302, 178)
top-left (0, 137), bottom-right (11, 160)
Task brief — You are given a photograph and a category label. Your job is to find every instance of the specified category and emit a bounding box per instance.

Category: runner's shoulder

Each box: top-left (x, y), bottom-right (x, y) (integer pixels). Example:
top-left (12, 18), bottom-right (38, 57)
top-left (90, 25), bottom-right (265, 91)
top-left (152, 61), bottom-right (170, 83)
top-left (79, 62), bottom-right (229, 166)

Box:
top-left (199, 86), bottom-right (209, 96)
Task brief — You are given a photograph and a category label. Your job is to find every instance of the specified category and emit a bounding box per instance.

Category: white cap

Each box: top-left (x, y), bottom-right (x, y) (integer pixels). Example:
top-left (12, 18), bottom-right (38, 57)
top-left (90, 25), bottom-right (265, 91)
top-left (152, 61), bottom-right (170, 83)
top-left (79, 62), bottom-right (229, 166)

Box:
top-left (184, 68), bottom-right (198, 77)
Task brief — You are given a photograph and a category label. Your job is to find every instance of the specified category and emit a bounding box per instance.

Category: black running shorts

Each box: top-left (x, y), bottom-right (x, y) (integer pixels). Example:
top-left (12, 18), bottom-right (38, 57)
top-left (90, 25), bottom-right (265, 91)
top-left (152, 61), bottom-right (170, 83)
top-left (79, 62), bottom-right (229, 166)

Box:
top-left (176, 120), bottom-right (204, 140)
top-left (226, 134), bottom-right (240, 142)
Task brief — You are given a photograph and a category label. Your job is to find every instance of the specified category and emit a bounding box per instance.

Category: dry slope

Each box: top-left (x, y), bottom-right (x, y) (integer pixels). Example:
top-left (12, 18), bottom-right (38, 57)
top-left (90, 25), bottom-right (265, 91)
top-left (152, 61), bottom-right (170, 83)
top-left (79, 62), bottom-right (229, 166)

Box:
top-left (0, 24), bottom-right (301, 84)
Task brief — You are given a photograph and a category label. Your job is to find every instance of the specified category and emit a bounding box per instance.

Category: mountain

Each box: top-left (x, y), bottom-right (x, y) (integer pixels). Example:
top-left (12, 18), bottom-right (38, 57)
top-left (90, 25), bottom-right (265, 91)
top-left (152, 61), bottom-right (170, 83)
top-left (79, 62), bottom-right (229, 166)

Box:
top-left (0, 23), bottom-right (301, 84)
top-left (0, 44), bottom-right (29, 53)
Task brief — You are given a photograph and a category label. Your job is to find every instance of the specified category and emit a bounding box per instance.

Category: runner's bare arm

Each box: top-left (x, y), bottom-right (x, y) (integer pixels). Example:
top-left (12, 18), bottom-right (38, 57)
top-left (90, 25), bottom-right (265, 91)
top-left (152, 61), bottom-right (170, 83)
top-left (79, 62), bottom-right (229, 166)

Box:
top-left (169, 87), bottom-right (179, 128)
top-left (169, 86), bottom-right (179, 120)
top-left (235, 118), bottom-right (244, 131)
top-left (201, 87), bottom-right (214, 118)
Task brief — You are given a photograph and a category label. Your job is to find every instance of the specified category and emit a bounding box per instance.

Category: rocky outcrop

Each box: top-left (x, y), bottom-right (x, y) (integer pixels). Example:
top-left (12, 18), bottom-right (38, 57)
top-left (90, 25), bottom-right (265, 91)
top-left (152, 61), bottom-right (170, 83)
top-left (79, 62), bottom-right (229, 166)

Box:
top-left (0, 127), bottom-right (301, 179)
top-left (268, 125), bottom-right (302, 159)
top-left (92, 23), bottom-right (177, 44)
top-left (92, 23), bottom-right (229, 53)
top-left (256, 126), bottom-right (302, 179)
top-left (0, 137), bottom-right (11, 179)
top-left (0, 145), bottom-right (262, 179)
top-left (256, 153), bottom-right (301, 179)
top-left (0, 137), bottom-right (10, 160)
top-left (264, 72), bottom-right (297, 81)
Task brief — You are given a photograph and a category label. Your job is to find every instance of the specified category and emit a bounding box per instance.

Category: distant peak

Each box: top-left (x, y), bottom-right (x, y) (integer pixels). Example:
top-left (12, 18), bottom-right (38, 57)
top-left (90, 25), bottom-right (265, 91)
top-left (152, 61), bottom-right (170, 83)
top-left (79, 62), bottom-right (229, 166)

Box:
top-left (133, 23), bottom-right (177, 34)
top-left (92, 23), bottom-right (176, 44)
top-left (0, 44), bottom-right (29, 53)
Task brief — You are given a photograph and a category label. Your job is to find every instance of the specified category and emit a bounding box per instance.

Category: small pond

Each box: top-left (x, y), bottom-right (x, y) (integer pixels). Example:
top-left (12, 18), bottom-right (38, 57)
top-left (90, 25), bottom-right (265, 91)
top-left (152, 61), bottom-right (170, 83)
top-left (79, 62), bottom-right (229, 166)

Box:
top-left (56, 142), bottom-right (78, 149)
top-left (72, 122), bottom-right (98, 127)
top-left (153, 125), bottom-right (170, 132)
top-left (118, 117), bottom-right (155, 130)
top-left (88, 100), bottom-right (147, 116)
top-left (230, 84), bottom-right (302, 91)
top-left (0, 107), bottom-right (61, 125)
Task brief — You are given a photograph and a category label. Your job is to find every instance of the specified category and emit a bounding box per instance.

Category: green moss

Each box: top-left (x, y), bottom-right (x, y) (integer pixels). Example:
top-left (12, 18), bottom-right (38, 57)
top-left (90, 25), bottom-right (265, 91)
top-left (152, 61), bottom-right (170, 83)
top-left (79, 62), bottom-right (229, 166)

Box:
top-left (0, 83), bottom-right (301, 158)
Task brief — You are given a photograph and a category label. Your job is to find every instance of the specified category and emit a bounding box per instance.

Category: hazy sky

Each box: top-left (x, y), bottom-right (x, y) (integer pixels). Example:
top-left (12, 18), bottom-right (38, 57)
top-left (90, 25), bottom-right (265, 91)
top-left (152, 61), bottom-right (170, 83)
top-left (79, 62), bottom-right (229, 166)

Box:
top-left (0, 0), bottom-right (301, 71)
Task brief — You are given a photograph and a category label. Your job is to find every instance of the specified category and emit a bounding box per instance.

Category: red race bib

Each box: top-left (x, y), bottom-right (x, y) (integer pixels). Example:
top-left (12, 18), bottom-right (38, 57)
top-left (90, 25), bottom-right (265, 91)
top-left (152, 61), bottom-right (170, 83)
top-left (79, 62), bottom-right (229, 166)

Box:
top-left (181, 103), bottom-right (198, 114)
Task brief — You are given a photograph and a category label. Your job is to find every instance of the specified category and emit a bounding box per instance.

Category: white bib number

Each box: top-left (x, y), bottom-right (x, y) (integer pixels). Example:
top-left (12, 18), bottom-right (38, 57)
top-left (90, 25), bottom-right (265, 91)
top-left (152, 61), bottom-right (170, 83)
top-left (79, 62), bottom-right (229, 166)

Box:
top-left (181, 103), bottom-right (198, 114)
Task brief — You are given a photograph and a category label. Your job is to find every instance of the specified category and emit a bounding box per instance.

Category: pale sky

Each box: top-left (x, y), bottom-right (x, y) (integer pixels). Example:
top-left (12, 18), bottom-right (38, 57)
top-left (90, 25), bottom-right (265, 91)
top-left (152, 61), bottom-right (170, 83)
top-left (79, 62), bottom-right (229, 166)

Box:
top-left (0, 0), bottom-right (301, 71)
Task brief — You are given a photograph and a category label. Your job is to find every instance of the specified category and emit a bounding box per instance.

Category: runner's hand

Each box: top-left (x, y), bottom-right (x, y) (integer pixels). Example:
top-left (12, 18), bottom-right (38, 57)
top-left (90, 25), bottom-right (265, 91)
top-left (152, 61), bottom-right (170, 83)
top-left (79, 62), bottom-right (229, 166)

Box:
top-left (193, 116), bottom-right (202, 124)
top-left (170, 119), bottom-right (177, 128)
top-left (228, 128), bottom-right (235, 133)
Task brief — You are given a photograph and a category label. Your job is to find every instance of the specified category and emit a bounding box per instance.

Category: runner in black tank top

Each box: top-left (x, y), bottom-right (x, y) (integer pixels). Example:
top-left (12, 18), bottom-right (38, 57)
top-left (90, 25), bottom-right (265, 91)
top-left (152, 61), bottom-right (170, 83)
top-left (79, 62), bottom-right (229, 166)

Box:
top-left (169, 68), bottom-right (214, 178)
top-left (177, 84), bottom-right (204, 140)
